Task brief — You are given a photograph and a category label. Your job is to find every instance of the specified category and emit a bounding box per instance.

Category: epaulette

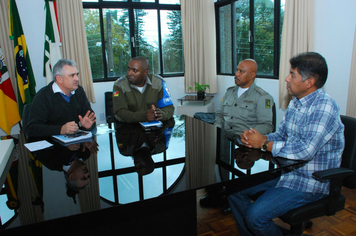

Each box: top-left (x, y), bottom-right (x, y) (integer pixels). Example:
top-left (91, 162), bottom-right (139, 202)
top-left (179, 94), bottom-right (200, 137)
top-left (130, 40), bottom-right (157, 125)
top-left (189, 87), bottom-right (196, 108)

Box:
top-left (114, 76), bottom-right (126, 85)
top-left (255, 86), bottom-right (268, 95)
top-left (152, 74), bottom-right (165, 81)
top-left (227, 85), bottom-right (236, 91)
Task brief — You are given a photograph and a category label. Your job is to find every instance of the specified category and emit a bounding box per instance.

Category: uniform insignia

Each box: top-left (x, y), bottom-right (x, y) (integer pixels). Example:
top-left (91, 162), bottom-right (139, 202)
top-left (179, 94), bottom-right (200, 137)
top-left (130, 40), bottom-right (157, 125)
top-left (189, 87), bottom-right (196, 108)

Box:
top-left (118, 143), bottom-right (123, 148)
top-left (265, 99), bottom-right (271, 108)
top-left (113, 91), bottom-right (119, 97)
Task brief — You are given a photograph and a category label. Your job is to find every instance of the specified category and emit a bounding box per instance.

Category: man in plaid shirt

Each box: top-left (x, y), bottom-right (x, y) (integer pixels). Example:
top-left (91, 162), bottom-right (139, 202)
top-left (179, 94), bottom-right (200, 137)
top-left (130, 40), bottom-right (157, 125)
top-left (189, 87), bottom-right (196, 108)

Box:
top-left (228, 52), bottom-right (345, 236)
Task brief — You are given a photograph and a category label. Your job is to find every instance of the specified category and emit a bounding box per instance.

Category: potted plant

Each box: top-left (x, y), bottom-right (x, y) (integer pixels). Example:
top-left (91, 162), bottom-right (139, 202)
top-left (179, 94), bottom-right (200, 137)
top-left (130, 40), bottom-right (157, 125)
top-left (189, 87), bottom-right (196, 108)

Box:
top-left (188, 82), bottom-right (210, 100)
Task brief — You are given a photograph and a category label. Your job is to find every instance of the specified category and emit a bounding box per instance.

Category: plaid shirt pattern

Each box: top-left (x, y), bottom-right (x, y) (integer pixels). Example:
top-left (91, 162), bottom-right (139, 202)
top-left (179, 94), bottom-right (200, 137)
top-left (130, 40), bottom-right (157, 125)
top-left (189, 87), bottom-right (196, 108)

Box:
top-left (267, 89), bottom-right (345, 194)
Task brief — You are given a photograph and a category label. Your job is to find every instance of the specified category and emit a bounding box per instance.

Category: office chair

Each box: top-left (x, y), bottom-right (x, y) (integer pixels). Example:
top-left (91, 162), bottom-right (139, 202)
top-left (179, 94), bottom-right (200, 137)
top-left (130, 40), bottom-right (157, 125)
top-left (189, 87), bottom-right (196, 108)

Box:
top-left (22, 103), bottom-right (32, 137)
top-left (271, 115), bottom-right (356, 236)
top-left (105, 91), bottom-right (114, 128)
top-left (104, 91), bottom-right (116, 170)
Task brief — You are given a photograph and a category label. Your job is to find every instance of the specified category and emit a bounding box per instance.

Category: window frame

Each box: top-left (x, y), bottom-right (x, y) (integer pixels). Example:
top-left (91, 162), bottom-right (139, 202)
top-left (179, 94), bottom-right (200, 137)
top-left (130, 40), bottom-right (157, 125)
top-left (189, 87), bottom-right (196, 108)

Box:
top-left (82, 0), bottom-right (183, 82)
top-left (215, 0), bottom-right (282, 79)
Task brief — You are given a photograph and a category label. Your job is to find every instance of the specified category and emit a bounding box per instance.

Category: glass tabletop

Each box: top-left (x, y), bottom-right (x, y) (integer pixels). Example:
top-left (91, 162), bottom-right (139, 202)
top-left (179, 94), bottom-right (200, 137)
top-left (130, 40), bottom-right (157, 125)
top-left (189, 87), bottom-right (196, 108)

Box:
top-left (0, 115), bottom-right (305, 232)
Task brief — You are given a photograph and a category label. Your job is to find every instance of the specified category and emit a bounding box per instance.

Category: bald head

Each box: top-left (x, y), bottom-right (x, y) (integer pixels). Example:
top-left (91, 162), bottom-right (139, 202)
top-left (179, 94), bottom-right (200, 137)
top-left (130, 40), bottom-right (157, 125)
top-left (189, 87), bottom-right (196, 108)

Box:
top-left (235, 59), bottom-right (258, 88)
top-left (242, 59), bottom-right (258, 73)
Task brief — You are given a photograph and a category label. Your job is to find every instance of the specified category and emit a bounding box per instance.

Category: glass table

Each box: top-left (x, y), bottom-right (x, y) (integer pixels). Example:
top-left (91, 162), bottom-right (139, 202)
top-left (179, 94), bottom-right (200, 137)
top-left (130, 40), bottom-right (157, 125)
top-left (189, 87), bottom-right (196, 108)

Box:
top-left (0, 115), bottom-right (306, 235)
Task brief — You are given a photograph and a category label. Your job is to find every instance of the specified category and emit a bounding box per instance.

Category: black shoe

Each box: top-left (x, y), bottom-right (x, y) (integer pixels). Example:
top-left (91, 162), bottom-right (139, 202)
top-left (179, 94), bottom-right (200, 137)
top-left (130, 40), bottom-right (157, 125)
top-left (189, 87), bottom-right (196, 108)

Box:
top-left (199, 193), bottom-right (224, 207)
top-left (221, 206), bottom-right (232, 215)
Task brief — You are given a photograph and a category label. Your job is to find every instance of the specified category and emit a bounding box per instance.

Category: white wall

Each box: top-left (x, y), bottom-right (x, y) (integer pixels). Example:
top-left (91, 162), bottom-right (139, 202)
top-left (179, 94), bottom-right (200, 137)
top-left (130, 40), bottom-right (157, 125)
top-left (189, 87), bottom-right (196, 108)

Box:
top-left (2, 0), bottom-right (356, 135)
top-left (314, 0), bottom-right (356, 115)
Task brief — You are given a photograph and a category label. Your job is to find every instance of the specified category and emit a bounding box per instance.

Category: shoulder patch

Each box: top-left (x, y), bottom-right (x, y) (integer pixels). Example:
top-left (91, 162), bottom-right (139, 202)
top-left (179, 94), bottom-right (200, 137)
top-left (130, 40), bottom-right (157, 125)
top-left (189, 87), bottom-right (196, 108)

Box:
top-left (255, 86), bottom-right (268, 95)
top-left (265, 99), bottom-right (271, 108)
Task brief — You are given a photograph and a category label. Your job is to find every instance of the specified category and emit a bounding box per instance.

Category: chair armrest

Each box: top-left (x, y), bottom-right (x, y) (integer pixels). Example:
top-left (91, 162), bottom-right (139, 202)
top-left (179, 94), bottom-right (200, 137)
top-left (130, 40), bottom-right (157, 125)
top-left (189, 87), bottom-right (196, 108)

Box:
top-left (312, 167), bottom-right (355, 181)
top-left (313, 167), bottom-right (354, 215)
top-left (107, 116), bottom-right (113, 123)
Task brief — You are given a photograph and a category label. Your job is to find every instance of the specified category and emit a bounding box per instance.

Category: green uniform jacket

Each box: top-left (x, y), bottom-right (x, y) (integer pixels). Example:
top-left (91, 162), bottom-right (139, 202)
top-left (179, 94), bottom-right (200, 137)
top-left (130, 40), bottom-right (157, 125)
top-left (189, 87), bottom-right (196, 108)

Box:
top-left (113, 74), bottom-right (175, 123)
top-left (215, 82), bottom-right (274, 135)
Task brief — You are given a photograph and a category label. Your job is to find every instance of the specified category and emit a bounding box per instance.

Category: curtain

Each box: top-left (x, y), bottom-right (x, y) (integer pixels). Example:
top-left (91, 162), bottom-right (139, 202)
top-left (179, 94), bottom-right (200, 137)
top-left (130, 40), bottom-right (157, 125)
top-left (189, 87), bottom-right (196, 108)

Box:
top-left (346, 27), bottom-right (356, 118)
top-left (185, 117), bottom-right (216, 188)
top-left (181, 0), bottom-right (217, 94)
top-left (17, 133), bottom-right (45, 225)
top-left (78, 151), bottom-right (101, 213)
top-left (0, 0), bottom-right (16, 98)
top-left (57, 0), bottom-right (96, 103)
top-left (279, 0), bottom-right (314, 109)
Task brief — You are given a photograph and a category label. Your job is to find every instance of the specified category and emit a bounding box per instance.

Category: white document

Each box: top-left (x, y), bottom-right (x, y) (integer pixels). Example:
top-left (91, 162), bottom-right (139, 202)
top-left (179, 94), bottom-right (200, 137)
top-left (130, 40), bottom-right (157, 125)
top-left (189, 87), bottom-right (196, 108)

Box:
top-left (24, 140), bottom-right (53, 152)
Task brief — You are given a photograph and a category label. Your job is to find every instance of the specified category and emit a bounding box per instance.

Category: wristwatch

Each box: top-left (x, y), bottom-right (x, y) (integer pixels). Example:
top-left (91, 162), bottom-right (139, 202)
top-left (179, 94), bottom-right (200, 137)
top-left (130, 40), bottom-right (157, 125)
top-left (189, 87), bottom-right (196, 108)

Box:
top-left (261, 140), bottom-right (270, 152)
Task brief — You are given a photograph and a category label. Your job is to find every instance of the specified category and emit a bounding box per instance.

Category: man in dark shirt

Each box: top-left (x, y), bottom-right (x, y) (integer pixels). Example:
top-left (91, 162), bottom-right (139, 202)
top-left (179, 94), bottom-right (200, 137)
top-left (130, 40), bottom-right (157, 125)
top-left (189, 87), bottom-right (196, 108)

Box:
top-left (27, 59), bottom-right (96, 138)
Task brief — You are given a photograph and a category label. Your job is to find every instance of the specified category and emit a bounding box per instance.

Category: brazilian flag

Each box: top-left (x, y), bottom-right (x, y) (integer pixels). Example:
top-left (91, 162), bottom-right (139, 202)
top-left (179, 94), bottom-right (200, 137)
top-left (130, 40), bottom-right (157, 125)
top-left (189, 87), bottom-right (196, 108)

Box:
top-left (9, 0), bottom-right (36, 118)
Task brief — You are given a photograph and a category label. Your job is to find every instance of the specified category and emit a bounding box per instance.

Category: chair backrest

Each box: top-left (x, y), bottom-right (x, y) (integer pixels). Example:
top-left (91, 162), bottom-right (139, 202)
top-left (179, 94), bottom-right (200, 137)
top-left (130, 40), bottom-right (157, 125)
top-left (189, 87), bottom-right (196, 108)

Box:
top-left (105, 91), bottom-right (114, 124)
top-left (271, 102), bottom-right (276, 132)
top-left (22, 103), bottom-right (32, 137)
top-left (340, 115), bottom-right (356, 189)
top-left (193, 112), bottom-right (216, 124)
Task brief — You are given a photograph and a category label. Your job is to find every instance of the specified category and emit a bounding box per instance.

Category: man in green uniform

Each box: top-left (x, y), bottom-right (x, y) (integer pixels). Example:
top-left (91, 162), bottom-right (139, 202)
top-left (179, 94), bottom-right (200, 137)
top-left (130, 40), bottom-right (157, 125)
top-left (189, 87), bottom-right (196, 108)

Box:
top-left (215, 59), bottom-right (274, 137)
top-left (113, 56), bottom-right (174, 123)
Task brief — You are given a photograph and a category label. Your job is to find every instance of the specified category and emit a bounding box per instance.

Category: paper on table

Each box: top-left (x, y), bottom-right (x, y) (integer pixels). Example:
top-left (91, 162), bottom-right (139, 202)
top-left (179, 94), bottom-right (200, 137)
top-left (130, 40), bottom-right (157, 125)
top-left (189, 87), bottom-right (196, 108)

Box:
top-left (24, 140), bottom-right (53, 152)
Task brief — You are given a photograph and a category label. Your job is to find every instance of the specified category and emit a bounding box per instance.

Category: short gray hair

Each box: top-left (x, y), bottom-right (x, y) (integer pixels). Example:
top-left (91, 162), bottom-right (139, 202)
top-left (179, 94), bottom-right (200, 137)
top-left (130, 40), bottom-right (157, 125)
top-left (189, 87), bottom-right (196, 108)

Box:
top-left (52, 59), bottom-right (77, 80)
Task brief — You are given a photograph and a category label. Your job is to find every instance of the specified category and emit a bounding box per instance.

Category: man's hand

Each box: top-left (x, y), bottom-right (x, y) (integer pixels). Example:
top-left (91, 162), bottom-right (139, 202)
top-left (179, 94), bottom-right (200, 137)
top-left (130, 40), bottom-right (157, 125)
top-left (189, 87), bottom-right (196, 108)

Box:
top-left (152, 104), bottom-right (163, 121)
top-left (61, 121), bottom-right (78, 134)
top-left (67, 143), bottom-right (80, 151)
top-left (240, 128), bottom-right (267, 149)
top-left (78, 111), bottom-right (96, 129)
top-left (145, 106), bottom-right (156, 121)
top-left (145, 105), bottom-right (162, 121)
top-left (83, 140), bottom-right (99, 154)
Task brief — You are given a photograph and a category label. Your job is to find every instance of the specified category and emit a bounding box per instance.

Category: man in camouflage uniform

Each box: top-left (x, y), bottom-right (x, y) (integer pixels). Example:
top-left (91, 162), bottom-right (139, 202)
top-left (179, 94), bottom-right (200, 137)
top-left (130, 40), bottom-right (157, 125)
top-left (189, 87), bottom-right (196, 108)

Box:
top-left (215, 59), bottom-right (274, 137)
top-left (113, 56), bottom-right (174, 123)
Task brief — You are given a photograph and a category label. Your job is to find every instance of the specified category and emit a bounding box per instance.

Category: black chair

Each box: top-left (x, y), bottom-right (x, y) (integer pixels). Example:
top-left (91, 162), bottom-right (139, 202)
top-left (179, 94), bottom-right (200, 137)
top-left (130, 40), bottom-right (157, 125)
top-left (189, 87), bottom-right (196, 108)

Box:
top-left (273, 115), bottom-right (356, 236)
top-left (105, 91), bottom-right (114, 128)
top-left (22, 103), bottom-right (32, 137)
top-left (271, 102), bottom-right (276, 132)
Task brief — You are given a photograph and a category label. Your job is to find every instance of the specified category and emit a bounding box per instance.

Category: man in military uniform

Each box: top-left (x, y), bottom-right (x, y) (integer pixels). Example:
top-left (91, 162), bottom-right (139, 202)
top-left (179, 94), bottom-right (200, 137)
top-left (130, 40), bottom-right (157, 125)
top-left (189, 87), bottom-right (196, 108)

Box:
top-left (215, 59), bottom-right (274, 136)
top-left (113, 56), bottom-right (174, 123)
top-left (200, 59), bottom-right (274, 212)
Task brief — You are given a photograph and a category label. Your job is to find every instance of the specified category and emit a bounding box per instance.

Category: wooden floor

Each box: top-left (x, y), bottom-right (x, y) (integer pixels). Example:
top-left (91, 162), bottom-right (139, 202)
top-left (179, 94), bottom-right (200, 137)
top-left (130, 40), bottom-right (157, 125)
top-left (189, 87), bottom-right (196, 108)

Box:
top-left (197, 187), bottom-right (356, 236)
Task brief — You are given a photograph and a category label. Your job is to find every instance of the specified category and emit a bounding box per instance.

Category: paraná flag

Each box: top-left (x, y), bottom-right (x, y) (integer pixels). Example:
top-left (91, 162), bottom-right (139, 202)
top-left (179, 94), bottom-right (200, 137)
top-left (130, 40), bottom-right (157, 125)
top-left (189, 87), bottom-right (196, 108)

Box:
top-left (44, 0), bottom-right (62, 84)
top-left (9, 0), bottom-right (36, 118)
top-left (0, 47), bottom-right (21, 135)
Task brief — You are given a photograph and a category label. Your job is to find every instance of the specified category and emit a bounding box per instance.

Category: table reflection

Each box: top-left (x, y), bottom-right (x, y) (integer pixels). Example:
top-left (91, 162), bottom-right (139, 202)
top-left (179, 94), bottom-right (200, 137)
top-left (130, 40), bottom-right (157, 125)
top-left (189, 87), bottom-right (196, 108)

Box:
top-left (115, 118), bottom-right (175, 175)
top-left (0, 115), bottom-right (306, 233)
top-left (33, 140), bottom-right (98, 202)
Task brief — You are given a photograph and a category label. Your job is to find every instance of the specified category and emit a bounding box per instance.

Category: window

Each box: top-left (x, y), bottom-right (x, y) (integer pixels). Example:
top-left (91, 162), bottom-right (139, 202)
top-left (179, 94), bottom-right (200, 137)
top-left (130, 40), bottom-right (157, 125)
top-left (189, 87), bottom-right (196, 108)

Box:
top-left (216, 0), bottom-right (285, 78)
top-left (82, 0), bottom-right (183, 82)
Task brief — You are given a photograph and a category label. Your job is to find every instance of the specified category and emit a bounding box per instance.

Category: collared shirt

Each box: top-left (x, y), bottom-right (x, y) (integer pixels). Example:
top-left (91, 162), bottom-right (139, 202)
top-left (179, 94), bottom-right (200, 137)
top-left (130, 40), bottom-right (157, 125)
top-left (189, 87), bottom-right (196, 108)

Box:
top-left (215, 82), bottom-right (274, 135)
top-left (52, 82), bottom-right (76, 102)
top-left (267, 89), bottom-right (345, 194)
top-left (130, 76), bottom-right (151, 94)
